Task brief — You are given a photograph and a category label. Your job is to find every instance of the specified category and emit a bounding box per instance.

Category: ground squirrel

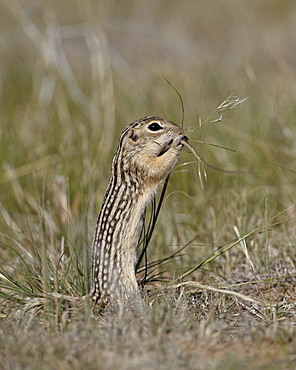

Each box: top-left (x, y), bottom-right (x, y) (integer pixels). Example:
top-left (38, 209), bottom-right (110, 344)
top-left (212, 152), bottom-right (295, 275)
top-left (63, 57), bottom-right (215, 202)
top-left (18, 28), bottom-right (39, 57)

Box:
top-left (91, 116), bottom-right (186, 307)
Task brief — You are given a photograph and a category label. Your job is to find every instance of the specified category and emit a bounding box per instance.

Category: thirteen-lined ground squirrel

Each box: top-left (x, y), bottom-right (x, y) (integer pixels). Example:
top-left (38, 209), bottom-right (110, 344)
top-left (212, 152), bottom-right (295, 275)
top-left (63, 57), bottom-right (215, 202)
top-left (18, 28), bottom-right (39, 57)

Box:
top-left (91, 116), bottom-right (186, 307)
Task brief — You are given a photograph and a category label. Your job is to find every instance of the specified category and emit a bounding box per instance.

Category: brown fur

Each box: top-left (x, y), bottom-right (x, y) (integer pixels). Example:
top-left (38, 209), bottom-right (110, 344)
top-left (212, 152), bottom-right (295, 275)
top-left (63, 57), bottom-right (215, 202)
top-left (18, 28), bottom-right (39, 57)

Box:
top-left (91, 116), bottom-right (185, 307)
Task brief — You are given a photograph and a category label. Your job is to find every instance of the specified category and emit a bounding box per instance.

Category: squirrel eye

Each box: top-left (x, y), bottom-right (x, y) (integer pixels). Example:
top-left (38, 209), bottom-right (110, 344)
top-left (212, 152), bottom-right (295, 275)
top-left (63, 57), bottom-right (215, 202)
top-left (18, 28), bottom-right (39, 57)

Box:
top-left (147, 122), bottom-right (163, 131)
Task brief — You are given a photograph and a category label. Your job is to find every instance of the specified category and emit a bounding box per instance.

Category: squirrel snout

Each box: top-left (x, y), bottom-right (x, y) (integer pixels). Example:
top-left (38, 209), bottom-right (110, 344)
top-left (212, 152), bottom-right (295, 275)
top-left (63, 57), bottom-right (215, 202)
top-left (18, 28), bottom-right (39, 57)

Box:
top-left (174, 134), bottom-right (188, 148)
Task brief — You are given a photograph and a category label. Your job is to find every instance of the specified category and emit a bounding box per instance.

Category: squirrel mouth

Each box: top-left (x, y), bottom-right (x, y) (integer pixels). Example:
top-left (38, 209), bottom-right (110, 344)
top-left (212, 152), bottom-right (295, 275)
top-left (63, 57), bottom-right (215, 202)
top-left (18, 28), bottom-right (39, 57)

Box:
top-left (157, 135), bottom-right (188, 157)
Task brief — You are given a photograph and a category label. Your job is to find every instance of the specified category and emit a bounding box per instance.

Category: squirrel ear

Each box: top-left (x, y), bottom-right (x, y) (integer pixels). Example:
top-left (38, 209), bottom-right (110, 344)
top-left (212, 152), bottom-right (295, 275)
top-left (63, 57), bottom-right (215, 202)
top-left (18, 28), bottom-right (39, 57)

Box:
top-left (129, 130), bottom-right (139, 143)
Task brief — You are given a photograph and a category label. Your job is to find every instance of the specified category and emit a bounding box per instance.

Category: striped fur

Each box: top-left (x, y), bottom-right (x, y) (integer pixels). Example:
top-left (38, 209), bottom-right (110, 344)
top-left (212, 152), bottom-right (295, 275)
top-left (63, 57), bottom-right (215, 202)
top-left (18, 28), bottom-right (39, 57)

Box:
top-left (90, 116), bottom-right (185, 306)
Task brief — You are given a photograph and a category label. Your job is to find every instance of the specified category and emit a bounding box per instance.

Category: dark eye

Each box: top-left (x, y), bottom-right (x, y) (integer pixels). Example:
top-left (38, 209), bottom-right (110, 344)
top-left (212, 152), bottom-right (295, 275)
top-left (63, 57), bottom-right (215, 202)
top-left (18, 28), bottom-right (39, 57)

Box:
top-left (147, 122), bottom-right (163, 132)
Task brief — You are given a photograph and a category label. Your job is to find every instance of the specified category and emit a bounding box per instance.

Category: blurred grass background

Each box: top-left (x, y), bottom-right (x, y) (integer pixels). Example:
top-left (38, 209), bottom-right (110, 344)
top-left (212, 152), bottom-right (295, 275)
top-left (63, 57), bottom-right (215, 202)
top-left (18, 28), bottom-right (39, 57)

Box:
top-left (0, 0), bottom-right (295, 368)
